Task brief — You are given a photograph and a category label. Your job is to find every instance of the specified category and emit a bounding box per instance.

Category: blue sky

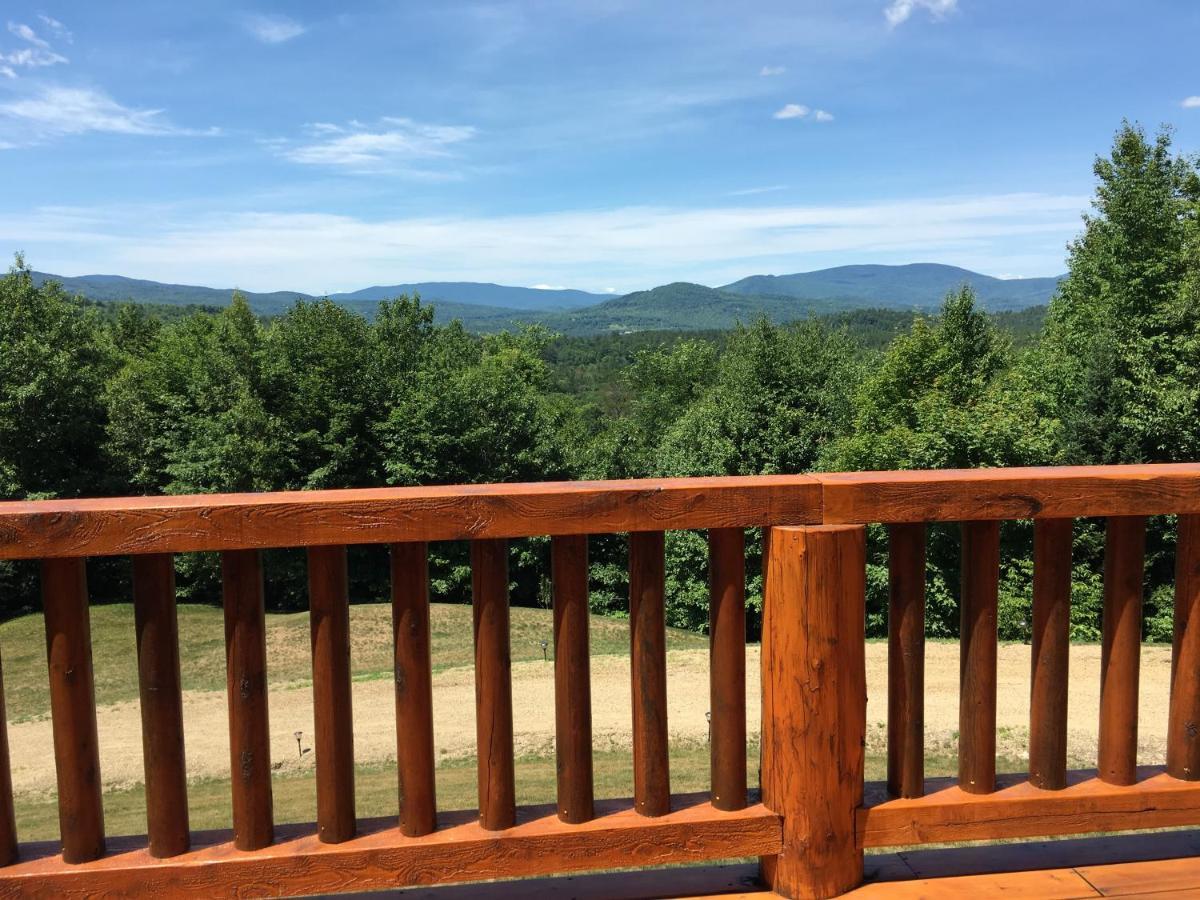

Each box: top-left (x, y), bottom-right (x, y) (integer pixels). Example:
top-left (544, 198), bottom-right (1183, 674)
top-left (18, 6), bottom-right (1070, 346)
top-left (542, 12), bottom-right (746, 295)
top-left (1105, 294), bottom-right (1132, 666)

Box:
top-left (1, 0), bottom-right (1198, 294)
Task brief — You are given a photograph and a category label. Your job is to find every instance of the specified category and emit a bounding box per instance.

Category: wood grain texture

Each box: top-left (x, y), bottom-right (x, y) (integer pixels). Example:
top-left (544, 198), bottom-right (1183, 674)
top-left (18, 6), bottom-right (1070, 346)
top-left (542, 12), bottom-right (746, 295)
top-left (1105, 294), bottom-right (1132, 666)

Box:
top-left (40, 557), bottom-right (105, 864)
top-left (0, 795), bottom-right (780, 898)
top-left (307, 545), bottom-right (355, 843)
top-left (708, 528), bottom-right (747, 812)
top-left (1169, 514), bottom-right (1200, 780)
top-left (0, 475), bottom-right (822, 560)
top-left (551, 535), bottom-right (594, 824)
top-left (1099, 517), bottom-right (1146, 786)
top-left (131, 554), bottom-right (189, 858)
top-left (392, 542), bottom-right (437, 837)
top-left (1030, 518), bottom-right (1073, 791)
top-left (859, 767), bottom-right (1200, 848)
top-left (815, 463), bottom-right (1200, 524)
top-left (629, 531), bottom-right (670, 817)
top-left (472, 539), bottom-right (515, 831)
top-left (887, 522), bottom-right (925, 799)
top-left (760, 525), bottom-right (867, 899)
top-left (221, 550), bottom-right (274, 851)
top-left (959, 521), bottom-right (1000, 795)
top-left (0, 649), bottom-right (16, 867)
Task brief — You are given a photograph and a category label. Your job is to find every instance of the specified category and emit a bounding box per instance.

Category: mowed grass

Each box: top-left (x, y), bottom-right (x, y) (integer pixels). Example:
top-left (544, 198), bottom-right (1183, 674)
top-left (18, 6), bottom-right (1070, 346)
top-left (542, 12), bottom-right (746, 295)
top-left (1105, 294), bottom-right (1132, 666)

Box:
top-left (0, 601), bottom-right (707, 722)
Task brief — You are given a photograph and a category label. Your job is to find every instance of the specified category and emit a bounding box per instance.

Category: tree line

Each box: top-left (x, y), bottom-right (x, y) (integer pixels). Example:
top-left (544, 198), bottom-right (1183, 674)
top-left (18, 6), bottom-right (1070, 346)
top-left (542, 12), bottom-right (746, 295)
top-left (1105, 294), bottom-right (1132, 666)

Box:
top-left (3, 122), bottom-right (1199, 639)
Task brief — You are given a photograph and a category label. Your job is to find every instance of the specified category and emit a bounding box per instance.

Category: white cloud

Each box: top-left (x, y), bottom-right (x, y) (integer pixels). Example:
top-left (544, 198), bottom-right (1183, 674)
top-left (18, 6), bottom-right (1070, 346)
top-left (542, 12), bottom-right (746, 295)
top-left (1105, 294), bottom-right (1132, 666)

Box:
top-left (240, 13), bottom-right (306, 44)
top-left (885, 0), bottom-right (958, 27)
top-left (8, 21), bottom-right (48, 48)
top-left (813, 109), bottom-right (834, 122)
top-left (728, 184), bottom-right (788, 196)
top-left (1, 20), bottom-right (68, 75)
top-left (531, 283), bottom-right (567, 290)
top-left (37, 15), bottom-right (71, 41)
top-left (0, 66), bottom-right (14, 80)
top-left (0, 85), bottom-right (215, 141)
top-left (760, 65), bottom-right (786, 77)
top-left (3, 192), bottom-right (1082, 293)
top-left (773, 103), bottom-right (809, 120)
top-left (277, 117), bottom-right (476, 174)
top-left (1183, 96), bottom-right (1200, 109)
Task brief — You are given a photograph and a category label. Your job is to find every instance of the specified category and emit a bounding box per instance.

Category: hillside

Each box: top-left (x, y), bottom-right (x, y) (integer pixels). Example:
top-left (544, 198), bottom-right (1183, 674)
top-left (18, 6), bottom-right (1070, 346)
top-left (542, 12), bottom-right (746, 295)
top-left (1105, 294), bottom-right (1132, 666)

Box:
top-left (721, 263), bottom-right (1063, 312)
top-left (330, 281), bottom-right (605, 311)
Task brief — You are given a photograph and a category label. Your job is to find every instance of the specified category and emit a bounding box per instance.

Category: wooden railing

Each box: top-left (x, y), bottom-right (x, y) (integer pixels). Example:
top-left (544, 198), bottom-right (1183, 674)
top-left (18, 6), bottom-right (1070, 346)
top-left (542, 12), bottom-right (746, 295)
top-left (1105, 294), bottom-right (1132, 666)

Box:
top-left (0, 464), bottom-right (1197, 898)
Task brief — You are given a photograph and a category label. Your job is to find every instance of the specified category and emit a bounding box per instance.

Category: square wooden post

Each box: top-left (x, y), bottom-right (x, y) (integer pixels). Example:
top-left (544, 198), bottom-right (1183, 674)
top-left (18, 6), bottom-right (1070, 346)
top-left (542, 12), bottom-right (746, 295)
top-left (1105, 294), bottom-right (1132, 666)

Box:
top-left (760, 525), bottom-right (867, 899)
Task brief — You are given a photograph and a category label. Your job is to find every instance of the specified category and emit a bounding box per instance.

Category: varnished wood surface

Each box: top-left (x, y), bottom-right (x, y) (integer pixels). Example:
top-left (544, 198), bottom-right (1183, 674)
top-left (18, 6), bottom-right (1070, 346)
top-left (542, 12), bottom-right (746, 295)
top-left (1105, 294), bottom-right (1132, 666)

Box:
top-left (630, 531), bottom-right (671, 817)
top-left (307, 545), bottom-right (356, 843)
top-left (859, 766), bottom-right (1200, 847)
top-left (708, 528), bottom-right (747, 812)
top-left (0, 475), bottom-right (822, 559)
top-left (761, 525), bottom-right (866, 898)
top-left (0, 650), bottom-right (16, 867)
top-left (816, 463), bottom-right (1200, 523)
top-left (0, 795), bottom-right (780, 898)
top-left (1098, 516), bottom-right (1146, 786)
top-left (886, 523), bottom-right (925, 799)
top-left (392, 542), bottom-right (437, 837)
top-left (1169, 514), bottom-right (1200, 780)
top-left (472, 539), bottom-right (516, 831)
top-left (552, 534), bottom-right (594, 823)
top-left (131, 554), bottom-right (189, 857)
top-left (1030, 518), bottom-right (1073, 791)
top-left (40, 558), bottom-right (105, 864)
top-left (959, 521), bottom-right (1000, 794)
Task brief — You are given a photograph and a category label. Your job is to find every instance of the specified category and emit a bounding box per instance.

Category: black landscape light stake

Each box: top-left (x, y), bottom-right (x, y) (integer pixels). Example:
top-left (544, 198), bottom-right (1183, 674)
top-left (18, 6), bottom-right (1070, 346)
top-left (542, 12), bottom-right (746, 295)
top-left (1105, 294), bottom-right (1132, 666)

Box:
top-left (294, 730), bottom-right (303, 758)
top-left (540, 639), bottom-right (549, 661)
top-left (706, 710), bottom-right (711, 744)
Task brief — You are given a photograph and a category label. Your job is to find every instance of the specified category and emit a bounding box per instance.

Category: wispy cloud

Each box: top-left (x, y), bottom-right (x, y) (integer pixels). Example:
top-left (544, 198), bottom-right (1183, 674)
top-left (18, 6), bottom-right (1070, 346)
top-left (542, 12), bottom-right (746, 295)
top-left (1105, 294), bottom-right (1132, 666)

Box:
top-left (276, 117), bottom-right (476, 175)
top-left (3, 193), bottom-right (1083, 293)
top-left (36, 14), bottom-right (71, 42)
top-left (8, 21), bottom-right (48, 48)
top-left (728, 184), bottom-right (788, 196)
top-left (1183, 96), bottom-right (1200, 109)
top-left (773, 104), bottom-right (833, 122)
top-left (0, 85), bottom-right (216, 143)
top-left (759, 65), bottom-right (785, 77)
top-left (1, 21), bottom-right (68, 75)
top-left (240, 13), bottom-right (306, 44)
top-left (884, 0), bottom-right (958, 27)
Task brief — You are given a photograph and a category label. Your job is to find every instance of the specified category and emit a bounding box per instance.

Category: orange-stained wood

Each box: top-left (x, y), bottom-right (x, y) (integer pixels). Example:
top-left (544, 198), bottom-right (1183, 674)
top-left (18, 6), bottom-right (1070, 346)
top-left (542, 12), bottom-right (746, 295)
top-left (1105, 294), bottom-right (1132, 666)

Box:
top-left (629, 531), bottom-right (670, 817)
top-left (1030, 518), bottom-right (1073, 791)
top-left (41, 557), bottom-right (105, 864)
top-left (551, 535), bottom-right (594, 824)
top-left (221, 550), bottom-right (274, 851)
top-left (1169, 515), bottom-right (1200, 780)
top-left (307, 546), bottom-right (355, 843)
top-left (472, 539), bottom-right (516, 831)
top-left (815, 463), bottom-right (1200, 524)
top-left (760, 525), bottom-right (867, 899)
top-left (0, 795), bottom-right (780, 898)
top-left (1099, 516), bottom-right (1146, 786)
top-left (859, 767), bottom-right (1200, 848)
top-left (132, 554), bottom-right (190, 858)
top-left (0, 648), bottom-right (16, 867)
top-left (392, 542), bottom-right (437, 837)
top-left (959, 521), bottom-right (1000, 795)
top-left (887, 522), bottom-right (925, 799)
top-left (708, 528), bottom-right (747, 812)
top-left (0, 475), bottom-right (822, 560)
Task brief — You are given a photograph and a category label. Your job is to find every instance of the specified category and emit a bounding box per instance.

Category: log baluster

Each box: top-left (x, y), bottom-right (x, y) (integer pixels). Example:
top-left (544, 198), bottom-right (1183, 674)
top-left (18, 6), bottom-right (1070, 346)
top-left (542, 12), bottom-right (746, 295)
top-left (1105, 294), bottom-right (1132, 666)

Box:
top-left (221, 550), bottom-right (274, 850)
top-left (1030, 518), bottom-right (1073, 790)
top-left (132, 554), bottom-right (190, 857)
top-left (0, 647), bottom-right (16, 867)
top-left (959, 521), bottom-right (1000, 794)
top-left (393, 542), bottom-right (437, 836)
top-left (307, 546), bottom-right (355, 843)
top-left (1169, 514), bottom-right (1200, 779)
top-left (1098, 516), bottom-right (1146, 786)
top-left (629, 531), bottom-right (670, 817)
top-left (472, 539), bottom-right (515, 831)
top-left (887, 523), bottom-right (925, 799)
top-left (552, 535), bottom-right (594, 823)
top-left (708, 528), bottom-right (746, 811)
top-left (41, 558), bottom-right (105, 864)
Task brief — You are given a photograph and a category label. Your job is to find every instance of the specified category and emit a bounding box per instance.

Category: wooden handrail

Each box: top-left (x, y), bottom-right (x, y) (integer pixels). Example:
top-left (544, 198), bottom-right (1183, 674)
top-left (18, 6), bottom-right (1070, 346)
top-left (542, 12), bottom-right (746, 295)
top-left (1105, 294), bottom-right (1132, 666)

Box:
top-left (3, 463), bottom-right (1200, 899)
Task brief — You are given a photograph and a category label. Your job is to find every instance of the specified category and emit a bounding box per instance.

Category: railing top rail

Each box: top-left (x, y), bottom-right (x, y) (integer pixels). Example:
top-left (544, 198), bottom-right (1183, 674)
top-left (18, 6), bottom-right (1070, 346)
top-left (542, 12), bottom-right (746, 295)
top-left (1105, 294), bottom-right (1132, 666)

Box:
top-left (3, 463), bottom-right (1199, 560)
top-left (0, 474), bottom-right (822, 560)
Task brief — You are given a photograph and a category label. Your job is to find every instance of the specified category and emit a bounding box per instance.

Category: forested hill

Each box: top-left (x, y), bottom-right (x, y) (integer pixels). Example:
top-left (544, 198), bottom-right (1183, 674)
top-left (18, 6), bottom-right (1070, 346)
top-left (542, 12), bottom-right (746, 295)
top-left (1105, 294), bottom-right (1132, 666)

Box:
top-left (31, 263), bottom-right (1063, 335)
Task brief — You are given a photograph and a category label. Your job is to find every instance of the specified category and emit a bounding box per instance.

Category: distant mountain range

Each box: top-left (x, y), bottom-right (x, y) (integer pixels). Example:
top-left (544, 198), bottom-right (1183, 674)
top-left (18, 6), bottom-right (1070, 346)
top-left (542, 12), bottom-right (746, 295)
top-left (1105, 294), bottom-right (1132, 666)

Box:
top-left (31, 264), bottom-right (1064, 335)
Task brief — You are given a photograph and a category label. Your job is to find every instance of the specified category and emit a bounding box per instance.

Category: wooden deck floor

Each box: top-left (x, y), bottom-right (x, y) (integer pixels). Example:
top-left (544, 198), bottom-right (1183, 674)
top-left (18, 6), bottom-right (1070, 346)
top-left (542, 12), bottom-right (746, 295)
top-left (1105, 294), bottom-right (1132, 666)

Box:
top-left (377, 829), bottom-right (1200, 898)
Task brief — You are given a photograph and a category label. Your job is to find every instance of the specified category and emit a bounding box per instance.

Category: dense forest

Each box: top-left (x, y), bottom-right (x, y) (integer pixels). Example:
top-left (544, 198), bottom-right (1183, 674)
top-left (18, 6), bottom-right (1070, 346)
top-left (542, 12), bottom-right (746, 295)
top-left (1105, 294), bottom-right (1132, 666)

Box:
top-left (3, 123), bottom-right (1199, 640)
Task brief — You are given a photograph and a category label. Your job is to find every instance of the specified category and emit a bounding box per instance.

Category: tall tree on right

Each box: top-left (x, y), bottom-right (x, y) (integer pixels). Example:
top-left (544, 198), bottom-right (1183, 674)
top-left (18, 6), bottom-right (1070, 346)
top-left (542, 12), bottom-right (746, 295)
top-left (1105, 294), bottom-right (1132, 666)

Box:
top-left (1036, 122), bottom-right (1200, 463)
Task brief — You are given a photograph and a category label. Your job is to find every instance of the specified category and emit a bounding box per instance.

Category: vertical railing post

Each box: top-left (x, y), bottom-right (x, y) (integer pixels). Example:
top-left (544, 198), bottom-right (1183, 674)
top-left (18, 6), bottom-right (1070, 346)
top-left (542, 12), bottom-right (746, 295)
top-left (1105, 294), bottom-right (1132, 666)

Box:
top-left (760, 525), bottom-right (866, 899)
